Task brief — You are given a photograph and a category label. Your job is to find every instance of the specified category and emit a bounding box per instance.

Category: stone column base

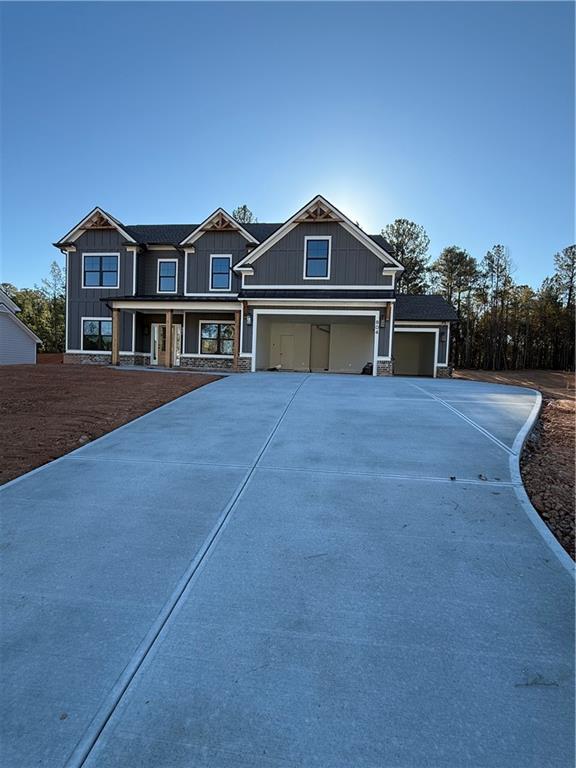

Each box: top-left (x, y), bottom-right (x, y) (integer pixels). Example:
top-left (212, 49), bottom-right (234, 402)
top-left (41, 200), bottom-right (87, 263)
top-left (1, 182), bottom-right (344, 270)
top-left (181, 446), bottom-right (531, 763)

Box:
top-left (63, 353), bottom-right (110, 365)
top-left (435, 365), bottom-right (453, 378)
top-left (179, 356), bottom-right (251, 372)
top-left (376, 360), bottom-right (393, 376)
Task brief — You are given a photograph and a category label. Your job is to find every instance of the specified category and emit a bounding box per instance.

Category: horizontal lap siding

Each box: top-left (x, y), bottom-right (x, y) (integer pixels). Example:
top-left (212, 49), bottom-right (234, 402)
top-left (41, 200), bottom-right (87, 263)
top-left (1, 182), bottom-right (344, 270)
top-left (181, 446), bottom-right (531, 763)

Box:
top-left (0, 314), bottom-right (37, 364)
top-left (245, 223), bottom-right (392, 287)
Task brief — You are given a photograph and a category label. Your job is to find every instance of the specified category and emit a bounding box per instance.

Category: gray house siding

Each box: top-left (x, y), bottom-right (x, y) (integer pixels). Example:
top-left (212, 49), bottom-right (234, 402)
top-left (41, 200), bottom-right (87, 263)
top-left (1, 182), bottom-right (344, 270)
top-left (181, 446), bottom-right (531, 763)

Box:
top-left (67, 229), bottom-right (134, 351)
top-left (137, 250), bottom-right (185, 296)
top-left (184, 312), bottom-right (235, 354)
top-left (185, 232), bottom-right (248, 294)
top-left (242, 314), bottom-right (252, 354)
top-left (244, 223), bottom-right (393, 287)
top-left (378, 312), bottom-right (392, 358)
top-left (0, 313), bottom-right (37, 364)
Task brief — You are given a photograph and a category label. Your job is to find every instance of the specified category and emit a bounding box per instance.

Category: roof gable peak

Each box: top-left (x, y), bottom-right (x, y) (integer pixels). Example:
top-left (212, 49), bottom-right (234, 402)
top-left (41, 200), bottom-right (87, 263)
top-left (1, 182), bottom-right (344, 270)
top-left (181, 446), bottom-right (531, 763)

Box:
top-left (179, 208), bottom-right (259, 246)
top-left (54, 206), bottom-right (137, 247)
top-left (234, 194), bottom-right (404, 271)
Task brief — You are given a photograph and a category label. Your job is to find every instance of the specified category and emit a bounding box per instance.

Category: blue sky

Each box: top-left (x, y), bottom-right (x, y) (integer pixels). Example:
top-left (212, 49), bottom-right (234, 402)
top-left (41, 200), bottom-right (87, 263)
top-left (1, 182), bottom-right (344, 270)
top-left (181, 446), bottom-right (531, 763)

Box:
top-left (1, 1), bottom-right (573, 289)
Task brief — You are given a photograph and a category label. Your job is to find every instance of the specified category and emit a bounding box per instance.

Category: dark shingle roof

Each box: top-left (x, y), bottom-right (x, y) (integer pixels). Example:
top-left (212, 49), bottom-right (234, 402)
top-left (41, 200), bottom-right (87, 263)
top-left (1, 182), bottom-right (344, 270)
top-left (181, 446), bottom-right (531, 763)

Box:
top-left (123, 222), bottom-right (285, 245)
top-left (369, 234), bottom-right (395, 256)
top-left (122, 222), bottom-right (394, 254)
top-left (395, 295), bottom-right (458, 322)
top-left (124, 224), bottom-right (197, 244)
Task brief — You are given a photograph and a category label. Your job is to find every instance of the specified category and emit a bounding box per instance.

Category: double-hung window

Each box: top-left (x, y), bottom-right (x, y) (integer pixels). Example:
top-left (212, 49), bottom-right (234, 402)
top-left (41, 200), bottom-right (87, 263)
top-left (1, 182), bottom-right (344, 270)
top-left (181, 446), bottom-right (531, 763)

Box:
top-left (82, 319), bottom-right (112, 351)
top-left (200, 322), bottom-right (235, 356)
top-left (83, 254), bottom-right (119, 288)
top-left (304, 237), bottom-right (331, 279)
top-left (210, 255), bottom-right (232, 291)
top-left (158, 259), bottom-right (177, 293)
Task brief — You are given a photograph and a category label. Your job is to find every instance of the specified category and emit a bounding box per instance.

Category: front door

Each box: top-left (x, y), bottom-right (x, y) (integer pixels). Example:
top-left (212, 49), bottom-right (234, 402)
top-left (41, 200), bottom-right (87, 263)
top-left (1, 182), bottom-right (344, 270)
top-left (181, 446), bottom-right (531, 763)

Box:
top-left (151, 323), bottom-right (182, 366)
top-left (151, 323), bottom-right (167, 366)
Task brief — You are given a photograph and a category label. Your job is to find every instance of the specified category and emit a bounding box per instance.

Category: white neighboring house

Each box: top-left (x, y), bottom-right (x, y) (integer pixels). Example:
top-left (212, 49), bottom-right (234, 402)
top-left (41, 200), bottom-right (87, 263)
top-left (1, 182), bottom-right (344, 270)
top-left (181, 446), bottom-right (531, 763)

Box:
top-left (0, 289), bottom-right (41, 364)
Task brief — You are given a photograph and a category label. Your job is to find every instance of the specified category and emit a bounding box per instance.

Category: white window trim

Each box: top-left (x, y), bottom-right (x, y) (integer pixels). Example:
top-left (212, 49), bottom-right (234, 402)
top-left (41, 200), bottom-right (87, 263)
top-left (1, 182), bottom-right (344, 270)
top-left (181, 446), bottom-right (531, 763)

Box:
top-left (81, 316), bottom-right (113, 352)
top-left (198, 319), bottom-right (235, 358)
top-left (157, 258), bottom-right (178, 294)
top-left (303, 236), bottom-right (331, 281)
top-left (81, 253), bottom-right (120, 290)
top-left (209, 254), bottom-right (232, 292)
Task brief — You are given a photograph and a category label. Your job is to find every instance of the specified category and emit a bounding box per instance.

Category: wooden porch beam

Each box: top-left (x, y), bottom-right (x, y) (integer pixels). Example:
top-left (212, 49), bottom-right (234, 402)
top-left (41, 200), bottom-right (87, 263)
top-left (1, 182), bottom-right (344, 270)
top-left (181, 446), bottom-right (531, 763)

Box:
top-left (165, 309), bottom-right (173, 368)
top-left (233, 310), bottom-right (241, 371)
top-left (111, 308), bottom-right (120, 366)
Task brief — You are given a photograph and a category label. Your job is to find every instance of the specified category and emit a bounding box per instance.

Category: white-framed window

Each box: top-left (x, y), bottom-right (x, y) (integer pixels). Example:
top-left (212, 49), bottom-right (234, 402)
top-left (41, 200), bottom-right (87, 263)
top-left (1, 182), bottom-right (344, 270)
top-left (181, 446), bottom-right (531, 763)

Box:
top-left (82, 253), bottom-right (119, 288)
top-left (210, 255), bottom-right (232, 291)
top-left (303, 236), bottom-right (331, 280)
top-left (199, 321), bottom-right (235, 356)
top-left (157, 258), bottom-right (178, 293)
top-left (82, 317), bottom-right (112, 351)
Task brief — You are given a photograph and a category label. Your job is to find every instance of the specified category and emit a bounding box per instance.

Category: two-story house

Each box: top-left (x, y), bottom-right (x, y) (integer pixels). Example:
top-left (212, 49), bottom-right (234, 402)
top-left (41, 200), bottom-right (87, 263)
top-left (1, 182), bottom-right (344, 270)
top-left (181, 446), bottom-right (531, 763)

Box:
top-left (55, 195), bottom-right (457, 376)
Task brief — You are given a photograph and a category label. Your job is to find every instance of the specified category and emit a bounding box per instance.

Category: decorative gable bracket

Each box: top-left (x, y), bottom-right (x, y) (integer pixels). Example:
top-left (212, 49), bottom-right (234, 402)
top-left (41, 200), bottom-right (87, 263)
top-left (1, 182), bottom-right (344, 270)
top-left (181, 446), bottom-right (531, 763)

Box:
top-left (179, 208), bottom-right (259, 246)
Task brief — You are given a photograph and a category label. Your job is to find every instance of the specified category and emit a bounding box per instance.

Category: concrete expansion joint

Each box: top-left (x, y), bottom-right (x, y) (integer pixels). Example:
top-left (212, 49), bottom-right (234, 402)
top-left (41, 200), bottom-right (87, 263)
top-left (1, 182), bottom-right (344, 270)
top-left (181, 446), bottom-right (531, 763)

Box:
top-left (410, 383), bottom-right (515, 457)
top-left (63, 375), bottom-right (311, 768)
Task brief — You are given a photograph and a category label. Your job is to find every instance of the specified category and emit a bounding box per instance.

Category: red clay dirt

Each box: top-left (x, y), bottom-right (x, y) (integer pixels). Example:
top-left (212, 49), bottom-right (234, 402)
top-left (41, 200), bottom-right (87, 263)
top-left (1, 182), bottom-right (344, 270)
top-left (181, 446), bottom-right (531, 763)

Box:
top-left (0, 364), bottom-right (220, 485)
top-left (455, 369), bottom-right (575, 559)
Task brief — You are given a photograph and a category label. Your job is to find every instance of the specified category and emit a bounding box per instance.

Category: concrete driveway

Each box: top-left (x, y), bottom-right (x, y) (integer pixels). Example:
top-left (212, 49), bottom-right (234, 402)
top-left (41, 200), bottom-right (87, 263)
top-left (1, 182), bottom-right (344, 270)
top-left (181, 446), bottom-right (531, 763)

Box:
top-left (1, 374), bottom-right (573, 768)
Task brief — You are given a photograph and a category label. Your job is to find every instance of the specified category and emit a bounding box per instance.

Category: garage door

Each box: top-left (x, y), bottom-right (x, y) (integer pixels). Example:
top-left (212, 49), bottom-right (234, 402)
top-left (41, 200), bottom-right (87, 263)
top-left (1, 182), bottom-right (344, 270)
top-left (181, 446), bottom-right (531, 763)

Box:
top-left (394, 331), bottom-right (435, 376)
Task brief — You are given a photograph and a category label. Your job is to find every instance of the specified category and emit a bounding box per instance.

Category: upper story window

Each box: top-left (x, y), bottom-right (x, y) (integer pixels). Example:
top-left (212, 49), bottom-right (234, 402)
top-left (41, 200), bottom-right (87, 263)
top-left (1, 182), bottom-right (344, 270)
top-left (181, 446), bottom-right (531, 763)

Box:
top-left (82, 253), bottom-right (119, 288)
top-left (304, 237), bottom-right (331, 280)
top-left (210, 255), bottom-right (232, 291)
top-left (157, 259), bottom-right (178, 293)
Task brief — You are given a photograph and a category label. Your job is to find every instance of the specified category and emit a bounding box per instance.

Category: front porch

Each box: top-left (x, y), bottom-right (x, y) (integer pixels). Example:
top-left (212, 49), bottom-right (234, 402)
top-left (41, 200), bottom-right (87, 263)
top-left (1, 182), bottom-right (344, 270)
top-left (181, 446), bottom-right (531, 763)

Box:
top-left (66, 298), bottom-right (249, 371)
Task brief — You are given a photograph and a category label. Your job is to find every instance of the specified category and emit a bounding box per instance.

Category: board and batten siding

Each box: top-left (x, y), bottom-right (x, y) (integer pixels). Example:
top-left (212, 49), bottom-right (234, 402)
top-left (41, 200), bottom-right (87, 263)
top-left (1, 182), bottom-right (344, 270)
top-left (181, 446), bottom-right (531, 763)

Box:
top-left (67, 229), bottom-right (134, 351)
top-left (138, 250), bottom-right (185, 295)
top-left (0, 313), bottom-right (37, 364)
top-left (186, 232), bottom-right (249, 294)
top-left (244, 222), bottom-right (393, 287)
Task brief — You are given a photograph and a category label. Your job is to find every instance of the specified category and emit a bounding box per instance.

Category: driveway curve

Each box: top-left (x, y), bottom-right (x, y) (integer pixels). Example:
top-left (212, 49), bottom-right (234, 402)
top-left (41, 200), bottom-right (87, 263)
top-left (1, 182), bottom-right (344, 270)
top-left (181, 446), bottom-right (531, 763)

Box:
top-left (1, 374), bottom-right (574, 768)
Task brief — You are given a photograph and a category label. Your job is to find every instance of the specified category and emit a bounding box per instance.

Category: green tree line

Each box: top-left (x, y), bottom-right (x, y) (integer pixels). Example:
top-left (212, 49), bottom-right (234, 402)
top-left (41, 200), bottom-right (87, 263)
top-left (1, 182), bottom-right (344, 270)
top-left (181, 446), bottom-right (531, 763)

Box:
top-left (383, 219), bottom-right (575, 371)
top-left (1, 261), bottom-right (65, 353)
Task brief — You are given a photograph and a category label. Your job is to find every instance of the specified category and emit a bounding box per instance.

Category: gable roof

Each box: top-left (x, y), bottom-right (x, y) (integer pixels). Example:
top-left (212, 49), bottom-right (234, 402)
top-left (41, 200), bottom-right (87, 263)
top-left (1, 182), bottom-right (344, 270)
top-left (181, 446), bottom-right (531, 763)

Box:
top-left (53, 199), bottom-right (398, 256)
top-left (179, 208), bottom-right (259, 246)
top-left (0, 288), bottom-right (20, 314)
top-left (119, 222), bottom-right (284, 246)
top-left (0, 303), bottom-right (41, 342)
top-left (55, 206), bottom-right (137, 246)
top-left (233, 195), bottom-right (404, 271)
top-left (395, 295), bottom-right (458, 322)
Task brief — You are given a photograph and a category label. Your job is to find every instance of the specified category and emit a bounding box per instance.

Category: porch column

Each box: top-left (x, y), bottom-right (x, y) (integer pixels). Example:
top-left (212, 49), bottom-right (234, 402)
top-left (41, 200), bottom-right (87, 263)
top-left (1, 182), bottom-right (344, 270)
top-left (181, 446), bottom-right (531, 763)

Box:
top-left (165, 309), bottom-right (173, 368)
top-left (111, 308), bottom-right (120, 366)
top-left (233, 310), bottom-right (241, 371)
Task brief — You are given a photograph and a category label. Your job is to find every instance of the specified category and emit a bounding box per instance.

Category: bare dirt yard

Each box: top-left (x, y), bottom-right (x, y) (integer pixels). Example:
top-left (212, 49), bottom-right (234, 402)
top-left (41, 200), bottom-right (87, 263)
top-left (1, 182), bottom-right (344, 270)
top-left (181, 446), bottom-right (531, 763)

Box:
top-left (455, 369), bottom-right (575, 558)
top-left (0, 364), bottom-right (220, 485)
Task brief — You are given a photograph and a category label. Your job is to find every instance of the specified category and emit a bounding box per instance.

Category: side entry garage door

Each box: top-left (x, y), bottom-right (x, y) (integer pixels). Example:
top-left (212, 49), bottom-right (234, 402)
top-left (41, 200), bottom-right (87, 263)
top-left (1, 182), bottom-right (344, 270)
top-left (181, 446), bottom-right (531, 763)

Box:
top-left (394, 331), bottom-right (435, 376)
